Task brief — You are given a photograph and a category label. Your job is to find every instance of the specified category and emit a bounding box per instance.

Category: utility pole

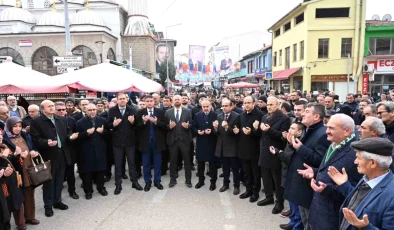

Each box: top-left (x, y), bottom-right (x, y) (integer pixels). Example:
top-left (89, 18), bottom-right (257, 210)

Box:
top-left (64, 0), bottom-right (71, 55)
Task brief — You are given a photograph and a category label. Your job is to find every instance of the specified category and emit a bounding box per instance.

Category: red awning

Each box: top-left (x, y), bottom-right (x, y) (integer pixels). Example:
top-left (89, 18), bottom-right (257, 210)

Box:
top-left (273, 67), bottom-right (301, 81)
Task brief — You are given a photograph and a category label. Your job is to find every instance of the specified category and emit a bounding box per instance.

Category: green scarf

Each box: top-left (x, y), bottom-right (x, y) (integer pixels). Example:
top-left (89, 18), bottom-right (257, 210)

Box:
top-left (324, 133), bottom-right (355, 164)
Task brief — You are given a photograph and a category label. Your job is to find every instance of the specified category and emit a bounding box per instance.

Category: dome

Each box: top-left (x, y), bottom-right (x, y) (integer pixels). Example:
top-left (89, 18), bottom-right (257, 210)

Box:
top-left (37, 10), bottom-right (64, 27)
top-left (0, 7), bottom-right (36, 24)
top-left (71, 9), bottom-right (106, 27)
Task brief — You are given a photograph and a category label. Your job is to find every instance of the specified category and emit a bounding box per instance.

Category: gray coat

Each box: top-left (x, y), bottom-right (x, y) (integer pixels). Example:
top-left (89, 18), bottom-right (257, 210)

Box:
top-left (214, 111), bottom-right (240, 158)
top-left (165, 107), bottom-right (193, 146)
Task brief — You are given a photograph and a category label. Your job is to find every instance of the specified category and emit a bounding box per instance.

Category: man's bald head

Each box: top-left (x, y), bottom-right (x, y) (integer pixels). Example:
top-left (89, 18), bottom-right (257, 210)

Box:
top-left (0, 106), bottom-right (9, 122)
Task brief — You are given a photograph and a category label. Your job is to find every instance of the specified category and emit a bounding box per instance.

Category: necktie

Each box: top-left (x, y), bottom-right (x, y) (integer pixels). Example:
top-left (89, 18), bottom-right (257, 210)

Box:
top-left (50, 117), bottom-right (61, 148)
top-left (224, 114), bottom-right (229, 121)
top-left (176, 110), bottom-right (179, 122)
top-left (149, 110), bottom-right (153, 117)
top-left (120, 109), bottom-right (125, 116)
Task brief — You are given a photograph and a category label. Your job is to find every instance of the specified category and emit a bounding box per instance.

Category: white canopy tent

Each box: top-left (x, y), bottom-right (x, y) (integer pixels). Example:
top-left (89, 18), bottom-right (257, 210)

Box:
top-left (0, 62), bottom-right (69, 93)
top-left (53, 62), bottom-right (164, 93)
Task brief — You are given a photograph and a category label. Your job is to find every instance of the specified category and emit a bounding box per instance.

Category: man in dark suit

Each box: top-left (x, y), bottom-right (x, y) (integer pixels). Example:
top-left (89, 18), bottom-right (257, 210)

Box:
top-left (166, 95), bottom-right (193, 188)
top-left (30, 100), bottom-right (79, 217)
top-left (107, 93), bottom-right (143, 195)
top-left (284, 103), bottom-right (329, 229)
top-left (328, 137), bottom-right (394, 230)
top-left (237, 96), bottom-right (264, 203)
top-left (136, 95), bottom-right (167, 191)
top-left (213, 99), bottom-right (241, 195)
top-left (258, 97), bottom-right (291, 214)
top-left (76, 104), bottom-right (109, 200)
top-left (55, 102), bottom-right (79, 200)
top-left (192, 99), bottom-right (218, 190)
top-left (298, 114), bottom-right (362, 230)
top-left (0, 106), bottom-right (9, 130)
top-left (71, 99), bottom-right (89, 122)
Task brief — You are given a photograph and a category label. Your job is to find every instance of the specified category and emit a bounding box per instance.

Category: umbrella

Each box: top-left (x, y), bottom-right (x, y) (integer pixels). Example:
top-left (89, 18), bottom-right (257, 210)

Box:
top-left (225, 82), bottom-right (260, 89)
top-left (53, 63), bottom-right (163, 92)
top-left (0, 62), bottom-right (69, 93)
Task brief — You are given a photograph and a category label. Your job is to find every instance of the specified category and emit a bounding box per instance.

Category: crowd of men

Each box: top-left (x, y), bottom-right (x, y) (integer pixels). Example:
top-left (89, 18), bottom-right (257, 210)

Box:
top-left (0, 89), bottom-right (393, 230)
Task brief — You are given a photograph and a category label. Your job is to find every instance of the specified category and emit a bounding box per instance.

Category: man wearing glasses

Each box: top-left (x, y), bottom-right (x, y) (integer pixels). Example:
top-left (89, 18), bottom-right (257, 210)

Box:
top-left (55, 102), bottom-right (80, 200)
top-left (376, 102), bottom-right (394, 143)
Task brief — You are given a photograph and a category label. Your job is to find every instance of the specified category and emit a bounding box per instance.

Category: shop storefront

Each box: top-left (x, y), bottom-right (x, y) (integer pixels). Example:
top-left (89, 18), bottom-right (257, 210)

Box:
top-left (364, 58), bottom-right (394, 99)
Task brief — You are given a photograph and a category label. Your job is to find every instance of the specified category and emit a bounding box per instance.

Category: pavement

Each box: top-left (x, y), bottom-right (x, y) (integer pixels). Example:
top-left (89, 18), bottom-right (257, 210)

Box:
top-left (18, 169), bottom-right (288, 230)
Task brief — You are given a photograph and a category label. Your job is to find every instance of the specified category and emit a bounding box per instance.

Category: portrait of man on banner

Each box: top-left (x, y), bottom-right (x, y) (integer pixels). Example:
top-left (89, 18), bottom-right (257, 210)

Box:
top-left (156, 43), bottom-right (170, 73)
top-left (188, 45), bottom-right (205, 72)
top-left (220, 51), bottom-right (232, 71)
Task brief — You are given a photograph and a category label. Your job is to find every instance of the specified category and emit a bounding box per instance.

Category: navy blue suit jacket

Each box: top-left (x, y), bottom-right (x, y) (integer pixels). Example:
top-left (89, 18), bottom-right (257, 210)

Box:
top-left (338, 172), bottom-right (394, 230)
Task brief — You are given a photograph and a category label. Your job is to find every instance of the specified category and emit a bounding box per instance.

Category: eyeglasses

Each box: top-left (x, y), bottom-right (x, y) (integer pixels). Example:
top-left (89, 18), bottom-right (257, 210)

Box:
top-left (57, 109), bottom-right (66, 112)
top-left (377, 111), bottom-right (388, 115)
top-left (87, 109), bottom-right (96, 111)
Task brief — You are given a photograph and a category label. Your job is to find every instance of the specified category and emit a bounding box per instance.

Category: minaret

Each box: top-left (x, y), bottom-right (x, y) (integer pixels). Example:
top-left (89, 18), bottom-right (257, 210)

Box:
top-left (124, 0), bottom-right (152, 36)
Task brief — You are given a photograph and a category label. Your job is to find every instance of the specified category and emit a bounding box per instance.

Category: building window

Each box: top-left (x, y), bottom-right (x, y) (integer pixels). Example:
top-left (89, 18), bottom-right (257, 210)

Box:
top-left (32, 46), bottom-right (58, 76)
top-left (285, 47), bottom-right (290, 69)
top-left (295, 13), bottom-right (304, 25)
top-left (316, 8), bottom-right (350, 18)
top-left (284, 22), bottom-right (291, 32)
top-left (263, 55), bottom-right (267, 68)
top-left (248, 60), bottom-right (254, 74)
top-left (279, 50), bottom-right (282, 65)
top-left (275, 29), bottom-right (281, 37)
top-left (107, 48), bottom-right (116, 61)
top-left (300, 41), bottom-right (304, 60)
top-left (369, 38), bottom-right (392, 55)
top-left (0, 47), bottom-right (24, 66)
top-left (293, 44), bottom-right (297, 61)
top-left (341, 38), bottom-right (352, 57)
top-left (273, 52), bottom-right (277, 66)
top-left (318, 39), bottom-right (329, 58)
top-left (72, 45), bottom-right (98, 68)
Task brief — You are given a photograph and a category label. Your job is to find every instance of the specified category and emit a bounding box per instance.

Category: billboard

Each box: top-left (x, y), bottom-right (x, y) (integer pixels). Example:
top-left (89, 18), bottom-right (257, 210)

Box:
top-left (188, 45), bottom-right (206, 72)
top-left (214, 46), bottom-right (234, 75)
top-left (155, 42), bottom-right (175, 74)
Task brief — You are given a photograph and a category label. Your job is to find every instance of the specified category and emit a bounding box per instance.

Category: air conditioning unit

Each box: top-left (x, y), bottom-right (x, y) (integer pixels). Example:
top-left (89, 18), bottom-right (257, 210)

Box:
top-left (363, 64), bottom-right (375, 73)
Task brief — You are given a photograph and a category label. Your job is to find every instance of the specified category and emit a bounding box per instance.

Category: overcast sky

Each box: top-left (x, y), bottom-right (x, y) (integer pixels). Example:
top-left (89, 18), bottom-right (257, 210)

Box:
top-left (121, 0), bottom-right (394, 55)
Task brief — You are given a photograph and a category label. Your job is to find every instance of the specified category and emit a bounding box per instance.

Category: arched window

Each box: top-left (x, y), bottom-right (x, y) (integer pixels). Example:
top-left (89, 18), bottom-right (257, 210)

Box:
top-left (0, 47), bottom-right (24, 65)
top-left (31, 46), bottom-right (58, 76)
top-left (72, 45), bottom-right (97, 68)
top-left (107, 48), bottom-right (116, 61)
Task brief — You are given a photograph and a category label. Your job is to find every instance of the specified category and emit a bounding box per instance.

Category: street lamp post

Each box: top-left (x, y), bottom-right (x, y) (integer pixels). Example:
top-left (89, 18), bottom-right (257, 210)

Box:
top-left (165, 23), bottom-right (182, 95)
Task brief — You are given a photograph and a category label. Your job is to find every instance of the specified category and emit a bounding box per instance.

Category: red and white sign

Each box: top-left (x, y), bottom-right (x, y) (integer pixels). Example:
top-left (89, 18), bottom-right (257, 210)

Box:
top-left (19, 40), bottom-right (32, 47)
top-left (377, 59), bottom-right (394, 72)
top-left (362, 74), bottom-right (369, 94)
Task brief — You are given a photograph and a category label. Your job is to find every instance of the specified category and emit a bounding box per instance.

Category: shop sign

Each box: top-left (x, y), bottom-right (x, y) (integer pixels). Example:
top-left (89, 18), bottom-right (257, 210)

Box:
top-left (362, 74), bottom-right (369, 94)
top-left (377, 59), bottom-right (394, 72)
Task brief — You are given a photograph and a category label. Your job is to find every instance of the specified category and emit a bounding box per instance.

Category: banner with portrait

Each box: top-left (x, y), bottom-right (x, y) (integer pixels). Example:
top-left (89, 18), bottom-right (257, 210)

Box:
top-left (188, 45), bottom-right (206, 73)
top-left (214, 46), bottom-right (234, 75)
top-left (155, 43), bottom-right (174, 74)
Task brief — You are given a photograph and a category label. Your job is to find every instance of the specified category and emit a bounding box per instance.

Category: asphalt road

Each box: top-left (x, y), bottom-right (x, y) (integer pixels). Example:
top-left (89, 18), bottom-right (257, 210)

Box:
top-left (17, 169), bottom-right (288, 230)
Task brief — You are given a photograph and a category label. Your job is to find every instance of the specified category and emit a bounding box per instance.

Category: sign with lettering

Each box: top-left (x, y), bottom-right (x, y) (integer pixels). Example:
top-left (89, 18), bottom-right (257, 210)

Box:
top-left (377, 59), bottom-right (394, 72)
top-left (362, 74), bottom-right (369, 94)
top-left (53, 56), bottom-right (83, 67)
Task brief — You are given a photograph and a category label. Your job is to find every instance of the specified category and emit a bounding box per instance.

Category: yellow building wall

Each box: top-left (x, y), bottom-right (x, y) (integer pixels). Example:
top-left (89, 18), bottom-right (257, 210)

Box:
top-left (306, 0), bottom-right (357, 77)
top-left (270, 0), bottom-right (362, 91)
top-left (271, 7), bottom-right (307, 74)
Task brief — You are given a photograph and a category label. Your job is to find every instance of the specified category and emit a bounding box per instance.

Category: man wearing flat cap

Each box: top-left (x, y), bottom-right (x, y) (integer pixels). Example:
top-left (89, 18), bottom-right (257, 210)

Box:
top-left (328, 137), bottom-right (394, 230)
